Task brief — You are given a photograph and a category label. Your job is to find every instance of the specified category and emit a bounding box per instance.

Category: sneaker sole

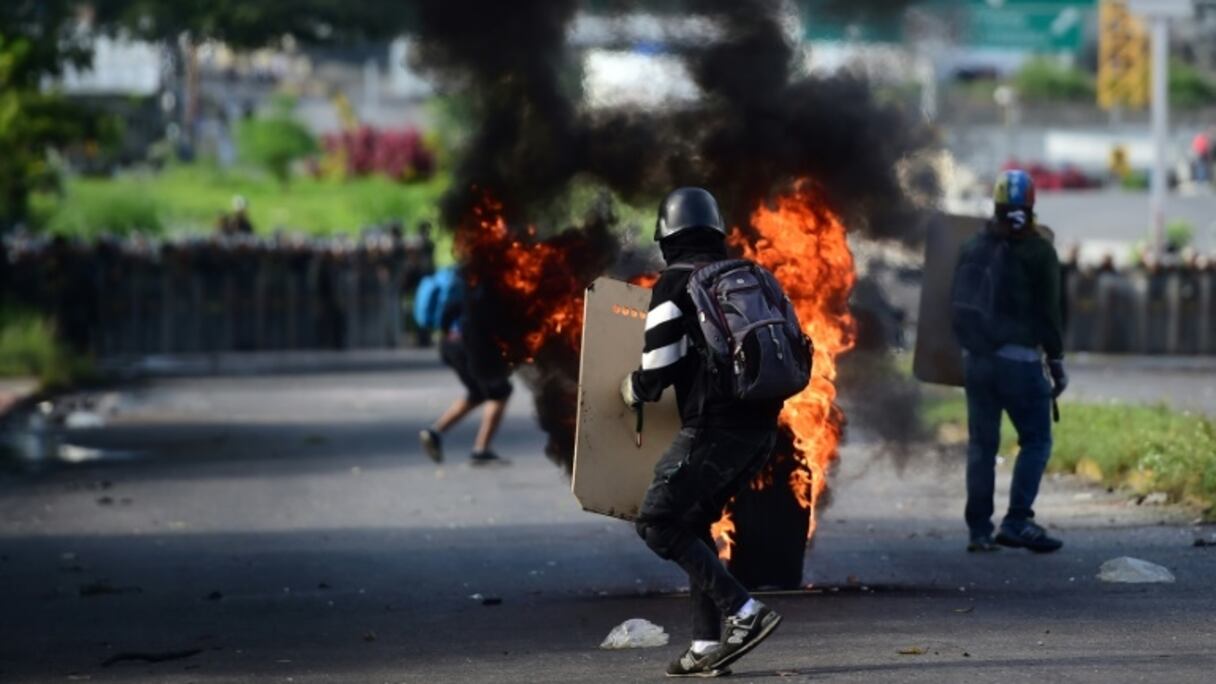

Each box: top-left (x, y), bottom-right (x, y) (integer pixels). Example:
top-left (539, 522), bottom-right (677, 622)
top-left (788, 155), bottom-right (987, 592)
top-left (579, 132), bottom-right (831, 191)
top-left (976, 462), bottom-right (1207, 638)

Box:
top-left (419, 432), bottom-right (443, 464)
top-left (470, 458), bottom-right (511, 468)
top-left (665, 668), bottom-right (731, 678)
top-left (995, 533), bottom-right (1062, 554)
top-left (709, 612), bottom-right (783, 671)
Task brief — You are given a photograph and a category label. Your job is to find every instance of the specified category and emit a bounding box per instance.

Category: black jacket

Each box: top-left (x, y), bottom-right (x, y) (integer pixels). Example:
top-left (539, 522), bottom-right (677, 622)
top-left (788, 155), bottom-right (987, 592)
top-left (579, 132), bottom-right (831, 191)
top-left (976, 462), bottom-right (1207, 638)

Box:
top-left (629, 231), bottom-right (783, 429)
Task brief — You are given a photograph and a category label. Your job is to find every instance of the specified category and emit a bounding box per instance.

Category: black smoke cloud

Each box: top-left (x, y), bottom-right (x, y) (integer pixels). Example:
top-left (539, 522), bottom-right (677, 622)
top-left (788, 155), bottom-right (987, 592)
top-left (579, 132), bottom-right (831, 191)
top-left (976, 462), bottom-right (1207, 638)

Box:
top-left (414, 0), bottom-right (936, 233)
top-left (412, 0), bottom-right (939, 469)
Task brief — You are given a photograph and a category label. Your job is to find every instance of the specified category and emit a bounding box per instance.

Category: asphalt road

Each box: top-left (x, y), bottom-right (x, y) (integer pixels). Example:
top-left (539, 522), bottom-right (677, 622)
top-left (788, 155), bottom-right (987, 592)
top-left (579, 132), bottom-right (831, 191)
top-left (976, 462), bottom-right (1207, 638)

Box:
top-left (1, 352), bottom-right (1214, 683)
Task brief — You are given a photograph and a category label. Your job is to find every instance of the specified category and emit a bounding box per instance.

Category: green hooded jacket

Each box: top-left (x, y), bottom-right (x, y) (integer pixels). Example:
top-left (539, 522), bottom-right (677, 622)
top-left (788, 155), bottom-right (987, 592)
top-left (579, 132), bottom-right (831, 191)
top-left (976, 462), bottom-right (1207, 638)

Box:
top-left (960, 222), bottom-right (1065, 360)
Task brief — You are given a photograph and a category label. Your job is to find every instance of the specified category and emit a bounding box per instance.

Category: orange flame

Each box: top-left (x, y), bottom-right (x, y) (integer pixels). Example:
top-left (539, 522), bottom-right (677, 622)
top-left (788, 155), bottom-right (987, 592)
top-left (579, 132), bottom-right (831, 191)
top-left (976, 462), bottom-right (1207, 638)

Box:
top-left (456, 195), bottom-right (587, 362)
top-left (458, 184), bottom-right (854, 561)
top-left (629, 273), bottom-right (659, 288)
top-left (713, 182), bottom-right (857, 559)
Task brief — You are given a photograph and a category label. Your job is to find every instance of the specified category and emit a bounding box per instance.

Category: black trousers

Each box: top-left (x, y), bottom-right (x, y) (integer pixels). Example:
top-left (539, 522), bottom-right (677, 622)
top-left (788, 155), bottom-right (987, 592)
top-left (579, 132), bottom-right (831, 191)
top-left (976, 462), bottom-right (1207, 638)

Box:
top-left (636, 426), bottom-right (777, 640)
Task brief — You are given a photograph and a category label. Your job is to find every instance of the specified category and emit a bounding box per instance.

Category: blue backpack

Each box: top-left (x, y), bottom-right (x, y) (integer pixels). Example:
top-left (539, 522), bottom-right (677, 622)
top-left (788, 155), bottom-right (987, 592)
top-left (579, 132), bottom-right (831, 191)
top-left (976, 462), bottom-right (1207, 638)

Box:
top-left (413, 267), bottom-right (463, 331)
top-left (671, 259), bottom-right (813, 402)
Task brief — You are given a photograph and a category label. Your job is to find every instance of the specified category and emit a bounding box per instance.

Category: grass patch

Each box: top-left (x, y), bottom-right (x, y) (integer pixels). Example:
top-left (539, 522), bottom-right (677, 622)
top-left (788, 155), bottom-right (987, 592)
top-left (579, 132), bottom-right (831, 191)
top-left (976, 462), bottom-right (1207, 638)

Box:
top-left (0, 305), bottom-right (91, 389)
top-left (925, 391), bottom-right (1216, 515)
top-left (33, 164), bottom-right (451, 238)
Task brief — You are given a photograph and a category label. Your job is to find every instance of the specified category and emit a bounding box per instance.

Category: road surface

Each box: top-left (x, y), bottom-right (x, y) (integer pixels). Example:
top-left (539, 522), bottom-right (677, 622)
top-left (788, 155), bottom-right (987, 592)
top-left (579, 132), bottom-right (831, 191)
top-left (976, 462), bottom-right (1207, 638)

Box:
top-left (1, 352), bottom-right (1213, 682)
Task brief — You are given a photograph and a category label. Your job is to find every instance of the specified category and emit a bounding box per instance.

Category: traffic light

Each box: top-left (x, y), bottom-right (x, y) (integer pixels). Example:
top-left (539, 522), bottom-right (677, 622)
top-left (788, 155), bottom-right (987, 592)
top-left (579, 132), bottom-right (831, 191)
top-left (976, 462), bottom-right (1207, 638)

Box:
top-left (1098, 0), bottom-right (1150, 110)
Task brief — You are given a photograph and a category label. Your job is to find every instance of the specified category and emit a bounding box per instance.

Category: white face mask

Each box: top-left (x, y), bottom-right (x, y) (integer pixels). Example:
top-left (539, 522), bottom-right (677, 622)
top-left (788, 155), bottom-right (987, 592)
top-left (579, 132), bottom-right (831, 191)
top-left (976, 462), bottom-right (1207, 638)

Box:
top-left (1006, 208), bottom-right (1029, 231)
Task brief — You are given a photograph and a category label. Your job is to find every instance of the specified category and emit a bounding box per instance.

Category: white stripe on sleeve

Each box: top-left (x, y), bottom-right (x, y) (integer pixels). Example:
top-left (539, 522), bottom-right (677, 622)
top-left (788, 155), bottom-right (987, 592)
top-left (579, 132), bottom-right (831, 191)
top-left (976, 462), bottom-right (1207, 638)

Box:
top-left (645, 301), bottom-right (683, 331)
top-left (641, 337), bottom-right (688, 370)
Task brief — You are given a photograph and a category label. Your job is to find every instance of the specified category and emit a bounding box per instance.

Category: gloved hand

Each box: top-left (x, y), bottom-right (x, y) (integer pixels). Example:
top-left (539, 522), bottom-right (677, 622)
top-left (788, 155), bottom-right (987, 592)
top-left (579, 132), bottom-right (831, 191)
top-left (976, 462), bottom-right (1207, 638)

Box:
top-left (620, 374), bottom-right (640, 408)
top-left (1048, 359), bottom-right (1068, 398)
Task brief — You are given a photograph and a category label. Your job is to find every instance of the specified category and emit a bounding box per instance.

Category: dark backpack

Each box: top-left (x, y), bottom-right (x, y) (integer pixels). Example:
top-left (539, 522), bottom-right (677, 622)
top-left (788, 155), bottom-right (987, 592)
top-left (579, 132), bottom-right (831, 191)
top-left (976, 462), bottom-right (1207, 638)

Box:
top-left (670, 259), bottom-right (812, 402)
top-left (950, 231), bottom-right (1015, 354)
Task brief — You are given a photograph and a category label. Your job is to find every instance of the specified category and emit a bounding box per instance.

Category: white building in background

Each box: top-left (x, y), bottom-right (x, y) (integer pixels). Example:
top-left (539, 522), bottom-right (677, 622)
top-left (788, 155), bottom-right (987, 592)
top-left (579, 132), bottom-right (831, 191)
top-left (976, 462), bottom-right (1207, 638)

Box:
top-left (51, 35), bottom-right (164, 96)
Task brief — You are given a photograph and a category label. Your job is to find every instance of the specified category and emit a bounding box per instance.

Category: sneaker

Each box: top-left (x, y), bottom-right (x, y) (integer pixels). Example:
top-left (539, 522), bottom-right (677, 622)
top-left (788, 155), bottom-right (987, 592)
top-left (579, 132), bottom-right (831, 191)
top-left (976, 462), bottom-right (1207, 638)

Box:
top-left (666, 648), bottom-right (730, 678)
top-left (709, 602), bottom-right (782, 671)
top-left (967, 534), bottom-right (1001, 553)
top-left (470, 450), bottom-right (508, 467)
top-left (419, 429), bottom-right (443, 463)
top-left (996, 521), bottom-right (1063, 553)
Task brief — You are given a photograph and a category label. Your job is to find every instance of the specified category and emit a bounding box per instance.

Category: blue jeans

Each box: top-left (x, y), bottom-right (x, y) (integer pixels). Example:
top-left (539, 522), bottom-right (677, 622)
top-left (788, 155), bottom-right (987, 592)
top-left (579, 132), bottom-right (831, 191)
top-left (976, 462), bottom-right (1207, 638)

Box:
top-left (963, 354), bottom-right (1054, 537)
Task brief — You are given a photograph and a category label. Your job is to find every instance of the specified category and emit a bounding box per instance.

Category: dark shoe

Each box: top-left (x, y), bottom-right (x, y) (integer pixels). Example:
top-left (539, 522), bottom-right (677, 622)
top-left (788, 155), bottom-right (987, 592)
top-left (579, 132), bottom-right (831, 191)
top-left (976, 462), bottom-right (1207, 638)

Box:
top-left (967, 534), bottom-right (1001, 553)
top-left (419, 429), bottom-right (443, 463)
top-left (470, 450), bottom-right (509, 467)
top-left (996, 521), bottom-right (1063, 553)
top-left (709, 602), bottom-right (782, 671)
top-left (666, 648), bottom-right (730, 678)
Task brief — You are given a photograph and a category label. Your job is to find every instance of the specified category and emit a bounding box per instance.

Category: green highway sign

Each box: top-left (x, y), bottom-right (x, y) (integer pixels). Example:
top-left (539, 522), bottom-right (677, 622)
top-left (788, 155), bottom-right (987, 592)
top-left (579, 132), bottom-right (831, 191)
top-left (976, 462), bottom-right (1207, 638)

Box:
top-left (965, 0), bottom-right (1095, 51)
top-left (802, 0), bottom-right (1097, 52)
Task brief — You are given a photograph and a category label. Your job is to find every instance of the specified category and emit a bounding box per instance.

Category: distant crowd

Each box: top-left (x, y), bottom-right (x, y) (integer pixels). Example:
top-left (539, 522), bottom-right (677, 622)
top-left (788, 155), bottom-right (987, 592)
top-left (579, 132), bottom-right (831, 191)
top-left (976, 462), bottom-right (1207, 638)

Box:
top-left (1, 222), bottom-right (438, 356)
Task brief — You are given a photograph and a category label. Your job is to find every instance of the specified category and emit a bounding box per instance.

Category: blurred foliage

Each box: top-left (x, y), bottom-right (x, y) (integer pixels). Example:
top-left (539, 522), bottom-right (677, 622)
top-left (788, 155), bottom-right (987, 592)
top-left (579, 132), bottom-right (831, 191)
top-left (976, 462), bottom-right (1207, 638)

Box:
top-left (32, 179), bottom-right (163, 237)
top-left (1120, 169), bottom-right (1150, 190)
top-left (0, 3), bottom-right (96, 83)
top-left (0, 304), bottom-right (90, 388)
top-left (320, 126), bottom-right (435, 183)
top-left (1013, 57), bottom-right (1095, 103)
top-left (32, 164), bottom-right (450, 237)
top-left (926, 394), bottom-right (1216, 518)
top-left (0, 18), bottom-right (117, 231)
top-left (424, 96), bottom-right (477, 170)
top-left (1169, 59), bottom-right (1216, 109)
top-left (91, 0), bottom-right (418, 47)
top-left (236, 98), bottom-right (318, 185)
top-left (1166, 219), bottom-right (1194, 253)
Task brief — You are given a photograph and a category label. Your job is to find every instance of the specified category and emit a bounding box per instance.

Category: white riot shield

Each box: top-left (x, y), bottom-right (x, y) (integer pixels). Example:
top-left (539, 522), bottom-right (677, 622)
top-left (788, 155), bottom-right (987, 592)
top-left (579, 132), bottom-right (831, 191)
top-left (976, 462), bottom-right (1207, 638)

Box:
top-left (571, 277), bottom-right (681, 520)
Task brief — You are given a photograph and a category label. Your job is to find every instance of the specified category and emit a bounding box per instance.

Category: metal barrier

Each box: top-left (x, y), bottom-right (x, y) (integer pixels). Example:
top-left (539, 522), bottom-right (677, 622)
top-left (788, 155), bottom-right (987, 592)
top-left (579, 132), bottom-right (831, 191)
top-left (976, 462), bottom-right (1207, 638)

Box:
top-left (1061, 265), bottom-right (1216, 355)
top-left (2, 235), bottom-right (434, 356)
top-left (4, 233), bottom-right (1215, 357)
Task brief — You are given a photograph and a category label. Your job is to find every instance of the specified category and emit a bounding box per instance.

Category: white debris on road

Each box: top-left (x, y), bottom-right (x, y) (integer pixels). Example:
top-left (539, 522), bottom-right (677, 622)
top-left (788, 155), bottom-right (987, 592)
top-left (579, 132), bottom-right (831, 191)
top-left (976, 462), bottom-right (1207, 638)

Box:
top-left (1097, 557), bottom-right (1176, 584)
top-left (600, 618), bottom-right (669, 649)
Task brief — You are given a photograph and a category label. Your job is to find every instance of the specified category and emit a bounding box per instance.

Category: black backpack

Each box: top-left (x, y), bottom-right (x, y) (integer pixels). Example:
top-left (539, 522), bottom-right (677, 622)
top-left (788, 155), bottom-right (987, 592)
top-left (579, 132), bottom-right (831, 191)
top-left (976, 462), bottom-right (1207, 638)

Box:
top-left (669, 259), bottom-right (812, 402)
top-left (950, 231), bottom-right (1015, 354)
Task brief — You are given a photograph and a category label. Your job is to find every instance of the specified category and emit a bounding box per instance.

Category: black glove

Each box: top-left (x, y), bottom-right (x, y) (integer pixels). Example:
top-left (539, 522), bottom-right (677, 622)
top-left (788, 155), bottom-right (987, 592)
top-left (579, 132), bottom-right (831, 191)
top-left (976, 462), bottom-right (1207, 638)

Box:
top-left (1048, 359), bottom-right (1068, 399)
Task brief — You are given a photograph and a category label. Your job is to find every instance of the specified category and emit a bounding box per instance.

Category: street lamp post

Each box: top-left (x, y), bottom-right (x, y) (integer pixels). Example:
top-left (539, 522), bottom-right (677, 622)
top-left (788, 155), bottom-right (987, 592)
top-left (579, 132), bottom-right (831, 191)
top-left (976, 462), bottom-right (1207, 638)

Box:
top-left (1127, 0), bottom-right (1194, 258)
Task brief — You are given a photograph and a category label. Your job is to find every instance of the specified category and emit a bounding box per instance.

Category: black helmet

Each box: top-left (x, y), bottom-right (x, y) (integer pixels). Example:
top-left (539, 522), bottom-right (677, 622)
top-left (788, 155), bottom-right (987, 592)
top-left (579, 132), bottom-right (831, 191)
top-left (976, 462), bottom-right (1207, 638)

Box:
top-left (655, 187), bottom-right (725, 241)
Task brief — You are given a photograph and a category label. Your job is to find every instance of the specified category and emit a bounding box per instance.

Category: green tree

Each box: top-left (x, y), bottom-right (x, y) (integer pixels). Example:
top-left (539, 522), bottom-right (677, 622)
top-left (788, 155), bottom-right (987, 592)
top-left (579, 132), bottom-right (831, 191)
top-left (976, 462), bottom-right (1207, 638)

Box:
top-left (236, 98), bottom-right (317, 185)
top-left (1170, 59), bottom-right (1216, 109)
top-left (0, 13), bottom-right (115, 231)
top-left (1014, 57), bottom-right (1095, 103)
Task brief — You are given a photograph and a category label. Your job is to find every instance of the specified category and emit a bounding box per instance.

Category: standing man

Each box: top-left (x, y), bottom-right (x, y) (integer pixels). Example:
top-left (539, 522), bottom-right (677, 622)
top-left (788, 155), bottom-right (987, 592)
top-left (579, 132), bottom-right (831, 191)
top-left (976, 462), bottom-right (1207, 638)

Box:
top-left (623, 188), bottom-right (809, 677)
top-left (951, 170), bottom-right (1067, 554)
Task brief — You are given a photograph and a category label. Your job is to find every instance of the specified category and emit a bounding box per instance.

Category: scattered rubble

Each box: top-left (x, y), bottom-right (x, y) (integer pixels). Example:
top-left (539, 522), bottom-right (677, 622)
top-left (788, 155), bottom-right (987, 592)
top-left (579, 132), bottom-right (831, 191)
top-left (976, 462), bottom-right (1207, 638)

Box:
top-left (469, 593), bottom-right (502, 606)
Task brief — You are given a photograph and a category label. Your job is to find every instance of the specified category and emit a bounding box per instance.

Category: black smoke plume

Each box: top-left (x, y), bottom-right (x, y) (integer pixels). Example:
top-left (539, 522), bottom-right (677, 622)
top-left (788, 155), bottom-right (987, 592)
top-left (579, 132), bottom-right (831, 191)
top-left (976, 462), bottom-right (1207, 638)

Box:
top-left (412, 0), bottom-right (939, 469)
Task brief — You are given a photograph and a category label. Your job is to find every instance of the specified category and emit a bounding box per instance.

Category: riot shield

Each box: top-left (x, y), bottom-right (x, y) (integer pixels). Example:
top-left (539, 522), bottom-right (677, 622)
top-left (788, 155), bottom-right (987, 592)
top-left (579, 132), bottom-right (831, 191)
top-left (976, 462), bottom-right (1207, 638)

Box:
top-left (571, 277), bottom-right (681, 521)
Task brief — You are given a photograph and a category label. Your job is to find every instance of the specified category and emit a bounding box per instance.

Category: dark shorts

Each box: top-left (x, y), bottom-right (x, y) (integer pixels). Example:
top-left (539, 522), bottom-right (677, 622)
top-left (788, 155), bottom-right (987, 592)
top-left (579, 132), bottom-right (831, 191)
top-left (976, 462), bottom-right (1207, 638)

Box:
top-left (440, 337), bottom-right (513, 404)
